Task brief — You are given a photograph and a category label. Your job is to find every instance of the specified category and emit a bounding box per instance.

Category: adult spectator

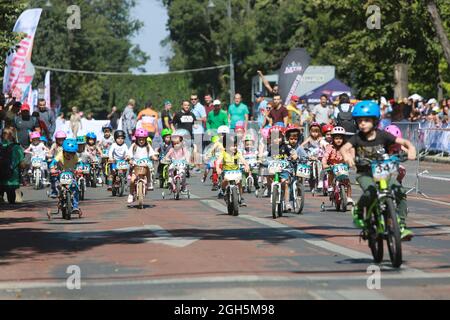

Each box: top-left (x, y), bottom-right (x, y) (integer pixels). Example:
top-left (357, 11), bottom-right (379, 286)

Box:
top-left (14, 103), bottom-right (38, 148)
top-left (36, 98), bottom-right (56, 142)
top-left (0, 127), bottom-right (26, 204)
top-left (206, 100), bottom-right (228, 131)
top-left (122, 99), bottom-right (137, 146)
top-left (286, 95), bottom-right (302, 125)
top-left (204, 94), bottom-right (214, 116)
top-left (137, 100), bottom-right (159, 139)
top-left (173, 100), bottom-right (196, 139)
top-left (4, 101), bottom-right (21, 129)
top-left (32, 111), bottom-right (50, 139)
top-left (257, 70), bottom-right (279, 97)
top-left (311, 94), bottom-right (333, 125)
top-left (161, 100), bottom-right (175, 131)
top-left (70, 106), bottom-right (82, 138)
top-left (228, 93), bottom-right (249, 130)
top-left (254, 91), bottom-right (268, 128)
top-left (267, 94), bottom-right (288, 127)
top-left (333, 93), bottom-right (357, 134)
top-left (107, 106), bottom-right (121, 131)
top-left (191, 94), bottom-right (206, 136)
top-left (0, 95), bottom-right (5, 133)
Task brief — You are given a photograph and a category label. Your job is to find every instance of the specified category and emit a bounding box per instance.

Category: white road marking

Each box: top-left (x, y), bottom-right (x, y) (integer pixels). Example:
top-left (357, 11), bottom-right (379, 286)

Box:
top-left (409, 196), bottom-right (450, 207)
top-left (414, 220), bottom-right (450, 234)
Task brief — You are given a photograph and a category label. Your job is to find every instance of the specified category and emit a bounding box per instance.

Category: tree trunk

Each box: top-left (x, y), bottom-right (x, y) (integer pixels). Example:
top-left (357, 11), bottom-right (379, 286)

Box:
top-left (394, 63), bottom-right (409, 101)
top-left (427, 0), bottom-right (450, 68)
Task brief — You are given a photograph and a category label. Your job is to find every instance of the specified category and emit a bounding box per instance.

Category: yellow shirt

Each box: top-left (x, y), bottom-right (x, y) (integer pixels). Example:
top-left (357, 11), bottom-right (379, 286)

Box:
top-left (55, 151), bottom-right (79, 171)
top-left (222, 151), bottom-right (241, 171)
top-left (137, 109), bottom-right (159, 133)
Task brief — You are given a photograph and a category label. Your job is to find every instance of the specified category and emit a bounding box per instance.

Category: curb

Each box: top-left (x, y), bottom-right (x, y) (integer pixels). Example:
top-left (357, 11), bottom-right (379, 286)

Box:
top-left (422, 156), bottom-right (450, 164)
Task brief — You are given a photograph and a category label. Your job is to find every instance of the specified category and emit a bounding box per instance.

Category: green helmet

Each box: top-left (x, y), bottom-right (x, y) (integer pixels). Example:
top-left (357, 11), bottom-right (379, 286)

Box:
top-left (211, 135), bottom-right (220, 143)
top-left (76, 135), bottom-right (86, 145)
top-left (161, 128), bottom-right (173, 137)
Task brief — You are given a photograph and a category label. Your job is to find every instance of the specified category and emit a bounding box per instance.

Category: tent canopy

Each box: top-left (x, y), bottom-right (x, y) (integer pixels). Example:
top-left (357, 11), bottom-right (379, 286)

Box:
top-left (300, 78), bottom-right (354, 104)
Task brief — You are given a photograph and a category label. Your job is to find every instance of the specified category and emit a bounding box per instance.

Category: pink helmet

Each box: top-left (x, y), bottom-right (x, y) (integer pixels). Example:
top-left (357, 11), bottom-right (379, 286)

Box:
top-left (132, 135), bottom-right (136, 142)
top-left (384, 125), bottom-right (402, 138)
top-left (55, 131), bottom-right (67, 139)
top-left (135, 128), bottom-right (149, 138)
top-left (261, 128), bottom-right (270, 139)
top-left (30, 132), bottom-right (41, 140)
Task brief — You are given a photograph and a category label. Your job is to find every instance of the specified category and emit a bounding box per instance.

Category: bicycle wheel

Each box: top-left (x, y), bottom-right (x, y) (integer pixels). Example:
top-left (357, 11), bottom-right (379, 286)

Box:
top-left (79, 179), bottom-right (85, 200)
top-left (278, 187), bottom-right (283, 218)
top-left (271, 185), bottom-right (278, 219)
top-left (119, 176), bottom-right (125, 197)
top-left (137, 181), bottom-right (144, 209)
top-left (91, 169), bottom-right (97, 188)
top-left (226, 189), bottom-right (234, 215)
top-left (175, 179), bottom-right (181, 200)
top-left (34, 170), bottom-right (41, 190)
top-left (295, 182), bottom-right (305, 215)
top-left (232, 187), bottom-right (239, 216)
top-left (340, 185), bottom-right (348, 212)
top-left (368, 214), bottom-right (384, 263)
top-left (64, 191), bottom-right (72, 220)
top-left (385, 198), bottom-right (402, 268)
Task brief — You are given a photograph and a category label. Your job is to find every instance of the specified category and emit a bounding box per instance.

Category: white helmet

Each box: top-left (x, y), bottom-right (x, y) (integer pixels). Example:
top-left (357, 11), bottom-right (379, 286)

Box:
top-left (331, 126), bottom-right (346, 135)
top-left (217, 125), bottom-right (230, 134)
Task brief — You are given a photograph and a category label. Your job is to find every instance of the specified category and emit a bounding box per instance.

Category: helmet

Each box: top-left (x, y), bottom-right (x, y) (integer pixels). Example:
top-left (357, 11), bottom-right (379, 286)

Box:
top-left (30, 132), bottom-right (41, 140)
top-left (135, 128), bottom-right (149, 138)
top-left (309, 122), bottom-right (321, 130)
top-left (161, 128), bottom-right (173, 137)
top-left (211, 135), bottom-right (220, 143)
top-left (384, 124), bottom-right (402, 138)
top-left (76, 136), bottom-right (86, 145)
top-left (62, 139), bottom-right (78, 153)
top-left (114, 130), bottom-right (125, 140)
top-left (269, 125), bottom-right (285, 136)
top-left (352, 100), bottom-right (381, 119)
top-left (217, 125), bottom-right (230, 134)
top-left (102, 123), bottom-right (113, 132)
top-left (244, 134), bottom-right (253, 141)
top-left (40, 136), bottom-right (48, 143)
top-left (146, 137), bottom-right (153, 145)
top-left (261, 127), bottom-right (270, 139)
top-left (171, 130), bottom-right (184, 142)
top-left (331, 126), bottom-right (346, 136)
top-left (55, 131), bottom-right (67, 139)
top-left (274, 122), bottom-right (286, 128)
top-left (321, 124), bottom-right (334, 134)
top-left (235, 121), bottom-right (245, 131)
top-left (86, 132), bottom-right (97, 140)
top-left (285, 124), bottom-right (301, 137)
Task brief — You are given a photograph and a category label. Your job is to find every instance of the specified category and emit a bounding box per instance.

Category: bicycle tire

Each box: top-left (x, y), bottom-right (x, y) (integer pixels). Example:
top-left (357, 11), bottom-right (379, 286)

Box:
top-left (295, 182), bottom-right (305, 214)
top-left (340, 185), bottom-right (348, 212)
top-left (175, 179), bottom-right (180, 200)
top-left (137, 181), bottom-right (144, 209)
top-left (232, 187), bottom-right (239, 216)
top-left (385, 198), bottom-right (402, 268)
top-left (272, 185), bottom-right (278, 219)
top-left (368, 214), bottom-right (384, 263)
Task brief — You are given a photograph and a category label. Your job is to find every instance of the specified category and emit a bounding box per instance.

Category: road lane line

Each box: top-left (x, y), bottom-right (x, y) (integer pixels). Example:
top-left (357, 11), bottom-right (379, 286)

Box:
top-left (408, 196), bottom-right (450, 207)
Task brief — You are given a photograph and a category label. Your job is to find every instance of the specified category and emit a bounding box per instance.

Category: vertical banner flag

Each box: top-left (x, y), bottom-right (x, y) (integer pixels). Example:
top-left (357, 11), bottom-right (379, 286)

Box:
top-left (45, 71), bottom-right (51, 108)
top-left (278, 48), bottom-right (311, 105)
top-left (2, 8), bottom-right (43, 100)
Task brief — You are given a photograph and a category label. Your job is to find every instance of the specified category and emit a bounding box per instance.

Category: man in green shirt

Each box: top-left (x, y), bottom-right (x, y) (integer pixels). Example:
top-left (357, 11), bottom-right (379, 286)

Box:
top-left (228, 93), bottom-right (249, 130)
top-left (207, 100), bottom-right (229, 131)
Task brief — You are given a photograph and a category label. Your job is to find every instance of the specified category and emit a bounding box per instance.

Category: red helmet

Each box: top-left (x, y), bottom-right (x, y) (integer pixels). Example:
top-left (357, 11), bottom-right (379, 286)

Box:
top-left (309, 122), bottom-right (321, 130)
top-left (285, 124), bottom-right (301, 137)
top-left (321, 124), bottom-right (334, 134)
top-left (269, 125), bottom-right (285, 136)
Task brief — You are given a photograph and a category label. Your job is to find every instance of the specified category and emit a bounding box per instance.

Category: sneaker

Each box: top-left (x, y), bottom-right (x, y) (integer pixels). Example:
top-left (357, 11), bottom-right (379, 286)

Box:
top-left (347, 197), bottom-right (354, 205)
top-left (50, 192), bottom-right (58, 199)
top-left (194, 168), bottom-right (202, 174)
top-left (107, 186), bottom-right (112, 191)
top-left (127, 194), bottom-right (134, 204)
top-left (218, 190), bottom-right (224, 199)
top-left (400, 223), bottom-right (414, 241)
top-left (15, 190), bottom-right (23, 203)
top-left (263, 189), bottom-right (269, 198)
top-left (201, 177), bottom-right (206, 183)
top-left (147, 185), bottom-right (154, 191)
top-left (72, 207), bottom-right (80, 215)
top-left (240, 198), bottom-right (247, 207)
top-left (211, 185), bottom-right (218, 191)
top-left (352, 206), bottom-right (365, 229)
top-left (285, 202), bottom-right (293, 212)
top-left (327, 187), bottom-right (334, 192)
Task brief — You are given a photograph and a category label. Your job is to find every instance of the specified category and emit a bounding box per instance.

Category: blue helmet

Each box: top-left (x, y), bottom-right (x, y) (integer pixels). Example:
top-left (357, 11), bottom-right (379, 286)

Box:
top-left (86, 132), bottom-right (97, 140)
top-left (40, 136), bottom-right (48, 143)
top-left (352, 101), bottom-right (381, 119)
top-left (274, 121), bottom-right (286, 128)
top-left (102, 123), bottom-right (113, 132)
top-left (62, 139), bottom-right (78, 153)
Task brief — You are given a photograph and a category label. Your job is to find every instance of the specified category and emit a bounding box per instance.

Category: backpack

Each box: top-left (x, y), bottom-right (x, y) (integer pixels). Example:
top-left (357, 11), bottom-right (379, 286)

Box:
top-left (0, 143), bottom-right (16, 180)
top-left (336, 104), bottom-right (357, 133)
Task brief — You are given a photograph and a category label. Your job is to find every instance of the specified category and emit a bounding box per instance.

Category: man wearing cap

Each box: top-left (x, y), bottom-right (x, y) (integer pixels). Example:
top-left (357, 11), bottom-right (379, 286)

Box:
top-left (207, 100), bottom-right (229, 131)
top-left (14, 103), bottom-right (38, 148)
top-left (161, 100), bottom-right (175, 132)
top-left (286, 95), bottom-right (302, 125)
top-left (254, 91), bottom-right (268, 128)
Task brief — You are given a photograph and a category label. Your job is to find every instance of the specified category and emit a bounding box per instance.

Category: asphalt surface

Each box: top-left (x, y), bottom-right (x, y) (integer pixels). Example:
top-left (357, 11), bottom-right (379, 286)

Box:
top-left (1, 161), bottom-right (450, 300)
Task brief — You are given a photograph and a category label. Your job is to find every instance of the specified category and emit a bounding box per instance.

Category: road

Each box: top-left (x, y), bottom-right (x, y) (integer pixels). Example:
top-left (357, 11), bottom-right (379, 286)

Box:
top-left (1, 161), bottom-right (450, 300)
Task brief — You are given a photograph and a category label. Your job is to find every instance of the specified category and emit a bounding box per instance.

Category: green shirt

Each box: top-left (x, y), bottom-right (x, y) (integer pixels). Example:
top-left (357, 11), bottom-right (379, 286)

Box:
top-left (1, 142), bottom-right (24, 188)
top-left (228, 103), bottom-right (249, 129)
top-left (207, 110), bottom-right (229, 130)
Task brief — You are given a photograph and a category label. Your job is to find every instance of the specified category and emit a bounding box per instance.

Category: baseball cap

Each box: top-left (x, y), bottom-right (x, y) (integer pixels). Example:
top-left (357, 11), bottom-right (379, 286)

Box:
top-left (213, 99), bottom-right (221, 106)
top-left (164, 100), bottom-right (172, 106)
top-left (20, 103), bottom-right (30, 111)
top-left (291, 95), bottom-right (299, 102)
top-left (254, 91), bottom-right (264, 98)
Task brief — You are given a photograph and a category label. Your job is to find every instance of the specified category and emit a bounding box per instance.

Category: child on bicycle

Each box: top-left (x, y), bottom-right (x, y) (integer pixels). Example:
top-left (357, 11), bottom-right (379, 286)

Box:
top-left (384, 125), bottom-right (407, 184)
top-left (127, 128), bottom-right (158, 203)
top-left (216, 136), bottom-right (250, 207)
top-left (242, 133), bottom-right (260, 191)
top-left (341, 101), bottom-right (416, 240)
top-left (107, 130), bottom-right (129, 190)
top-left (49, 139), bottom-right (81, 214)
top-left (24, 132), bottom-right (50, 182)
top-left (322, 126), bottom-right (353, 204)
top-left (162, 131), bottom-right (191, 193)
top-left (49, 131), bottom-right (67, 158)
top-left (321, 124), bottom-right (334, 146)
top-left (156, 128), bottom-right (173, 188)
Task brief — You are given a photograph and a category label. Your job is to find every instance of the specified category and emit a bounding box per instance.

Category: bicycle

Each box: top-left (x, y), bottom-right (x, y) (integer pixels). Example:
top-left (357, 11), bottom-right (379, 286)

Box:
top-left (268, 159), bottom-right (290, 219)
top-left (74, 161), bottom-right (89, 201)
top-left (112, 160), bottom-right (128, 197)
top-left (328, 163), bottom-right (351, 212)
top-left (162, 159), bottom-right (190, 200)
top-left (357, 152), bottom-right (406, 268)
top-left (47, 170), bottom-right (82, 221)
top-left (31, 157), bottom-right (45, 190)
top-left (242, 154), bottom-right (258, 194)
top-left (292, 160), bottom-right (310, 214)
top-left (223, 170), bottom-right (242, 216)
top-left (133, 158), bottom-right (150, 210)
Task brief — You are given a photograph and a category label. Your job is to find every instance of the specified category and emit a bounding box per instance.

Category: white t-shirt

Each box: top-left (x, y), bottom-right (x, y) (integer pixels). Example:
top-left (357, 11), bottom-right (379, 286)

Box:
top-left (312, 104), bottom-right (333, 124)
top-left (108, 143), bottom-right (129, 160)
top-left (28, 143), bottom-right (48, 159)
top-left (127, 143), bottom-right (157, 160)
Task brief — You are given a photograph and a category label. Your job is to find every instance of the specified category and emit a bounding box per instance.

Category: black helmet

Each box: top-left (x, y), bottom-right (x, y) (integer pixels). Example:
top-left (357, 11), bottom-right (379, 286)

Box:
top-left (114, 130), bottom-right (126, 140)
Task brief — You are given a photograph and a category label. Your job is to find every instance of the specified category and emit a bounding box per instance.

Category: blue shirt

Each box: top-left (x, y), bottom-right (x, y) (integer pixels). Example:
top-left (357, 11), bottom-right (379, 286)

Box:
top-left (228, 103), bottom-right (249, 129)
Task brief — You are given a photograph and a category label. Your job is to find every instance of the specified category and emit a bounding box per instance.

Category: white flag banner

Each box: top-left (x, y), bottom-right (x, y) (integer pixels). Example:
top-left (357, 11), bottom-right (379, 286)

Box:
top-left (45, 71), bottom-right (51, 108)
top-left (2, 8), bottom-right (42, 97)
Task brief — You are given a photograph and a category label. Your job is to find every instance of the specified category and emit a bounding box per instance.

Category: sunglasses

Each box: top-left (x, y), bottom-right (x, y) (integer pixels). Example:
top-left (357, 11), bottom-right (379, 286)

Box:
top-left (191, 98), bottom-right (198, 101)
